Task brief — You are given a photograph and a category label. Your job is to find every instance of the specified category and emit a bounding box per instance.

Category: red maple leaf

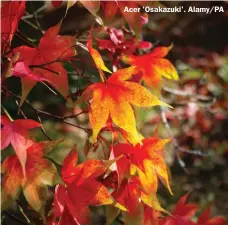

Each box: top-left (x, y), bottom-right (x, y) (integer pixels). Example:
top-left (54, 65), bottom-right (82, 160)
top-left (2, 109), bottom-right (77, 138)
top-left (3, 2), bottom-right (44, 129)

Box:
top-left (1, 1), bottom-right (25, 55)
top-left (50, 148), bottom-right (114, 225)
top-left (97, 27), bottom-right (152, 55)
top-left (1, 115), bottom-right (41, 174)
top-left (57, 0), bottom-right (100, 17)
top-left (172, 194), bottom-right (198, 218)
top-left (13, 61), bottom-right (56, 86)
top-left (12, 24), bottom-right (76, 104)
top-left (110, 177), bottom-right (166, 225)
top-left (196, 207), bottom-right (226, 225)
top-left (142, 205), bottom-right (160, 225)
top-left (101, 1), bottom-right (144, 35)
top-left (159, 194), bottom-right (198, 225)
top-left (101, 2), bottom-right (163, 35)
top-left (112, 178), bottom-right (141, 214)
top-left (1, 141), bottom-right (61, 215)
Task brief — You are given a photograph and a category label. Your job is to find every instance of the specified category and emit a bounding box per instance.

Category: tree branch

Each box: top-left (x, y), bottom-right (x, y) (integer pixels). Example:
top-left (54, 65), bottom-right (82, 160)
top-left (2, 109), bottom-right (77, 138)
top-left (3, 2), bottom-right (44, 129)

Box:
top-left (2, 87), bottom-right (90, 134)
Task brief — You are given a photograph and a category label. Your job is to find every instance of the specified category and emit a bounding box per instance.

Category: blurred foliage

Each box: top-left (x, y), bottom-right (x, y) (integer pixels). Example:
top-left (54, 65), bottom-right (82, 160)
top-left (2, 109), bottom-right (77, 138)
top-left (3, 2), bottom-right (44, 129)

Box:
top-left (1, 1), bottom-right (228, 224)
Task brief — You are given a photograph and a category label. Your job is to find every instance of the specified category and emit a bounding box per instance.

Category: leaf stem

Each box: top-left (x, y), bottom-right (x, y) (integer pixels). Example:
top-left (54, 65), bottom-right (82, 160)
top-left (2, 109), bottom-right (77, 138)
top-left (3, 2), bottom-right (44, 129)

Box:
top-left (17, 200), bottom-right (33, 225)
top-left (1, 106), bottom-right (13, 121)
top-left (99, 70), bottom-right (106, 82)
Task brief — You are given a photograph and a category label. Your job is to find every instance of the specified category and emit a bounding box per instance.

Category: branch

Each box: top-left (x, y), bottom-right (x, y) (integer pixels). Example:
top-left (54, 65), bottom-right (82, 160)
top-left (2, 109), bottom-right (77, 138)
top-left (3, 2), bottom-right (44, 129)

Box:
top-left (17, 200), bottom-right (33, 225)
top-left (37, 115), bottom-right (52, 141)
top-left (29, 1), bottom-right (44, 34)
top-left (3, 210), bottom-right (28, 225)
top-left (2, 87), bottom-right (90, 134)
top-left (160, 107), bottom-right (207, 171)
top-left (163, 86), bottom-right (216, 103)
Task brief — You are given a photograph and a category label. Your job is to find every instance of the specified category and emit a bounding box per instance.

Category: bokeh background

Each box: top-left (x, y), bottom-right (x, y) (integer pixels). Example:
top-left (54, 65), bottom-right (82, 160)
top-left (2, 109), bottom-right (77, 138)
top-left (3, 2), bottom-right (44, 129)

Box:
top-left (2, 1), bottom-right (228, 224)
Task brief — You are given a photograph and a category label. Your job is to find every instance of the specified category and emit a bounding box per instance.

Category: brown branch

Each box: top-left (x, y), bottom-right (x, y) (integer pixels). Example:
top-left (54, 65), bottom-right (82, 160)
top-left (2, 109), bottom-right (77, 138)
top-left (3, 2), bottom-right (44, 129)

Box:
top-left (37, 115), bottom-right (52, 141)
top-left (30, 65), bottom-right (60, 75)
top-left (2, 87), bottom-right (90, 134)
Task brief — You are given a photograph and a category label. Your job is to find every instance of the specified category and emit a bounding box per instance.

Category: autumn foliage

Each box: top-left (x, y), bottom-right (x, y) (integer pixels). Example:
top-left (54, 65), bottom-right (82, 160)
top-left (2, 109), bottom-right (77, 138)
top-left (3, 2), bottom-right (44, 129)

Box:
top-left (1, 1), bottom-right (227, 225)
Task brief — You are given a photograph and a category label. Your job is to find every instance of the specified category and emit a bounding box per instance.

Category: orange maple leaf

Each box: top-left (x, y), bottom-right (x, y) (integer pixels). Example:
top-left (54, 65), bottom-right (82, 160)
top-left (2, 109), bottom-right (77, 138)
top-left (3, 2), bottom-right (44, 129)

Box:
top-left (1, 141), bottom-right (61, 216)
top-left (1, 115), bottom-right (41, 174)
top-left (12, 23), bottom-right (76, 105)
top-left (112, 137), bottom-right (173, 195)
top-left (50, 148), bottom-right (114, 225)
top-left (82, 66), bottom-right (171, 144)
top-left (122, 45), bottom-right (179, 94)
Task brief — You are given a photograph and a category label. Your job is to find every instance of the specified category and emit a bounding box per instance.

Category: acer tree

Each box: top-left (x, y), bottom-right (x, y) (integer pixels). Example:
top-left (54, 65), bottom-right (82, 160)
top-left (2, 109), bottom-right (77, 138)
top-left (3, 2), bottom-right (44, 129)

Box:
top-left (1, 1), bottom-right (227, 225)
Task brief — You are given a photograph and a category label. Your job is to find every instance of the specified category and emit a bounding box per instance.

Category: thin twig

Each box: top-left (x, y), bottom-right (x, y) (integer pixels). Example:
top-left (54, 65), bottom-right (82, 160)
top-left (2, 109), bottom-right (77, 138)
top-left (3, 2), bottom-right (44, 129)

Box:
top-left (15, 32), bottom-right (37, 47)
top-left (17, 201), bottom-right (33, 225)
top-left (37, 115), bottom-right (52, 141)
top-left (2, 87), bottom-right (90, 133)
top-left (178, 147), bottom-right (208, 156)
top-left (76, 41), bottom-right (89, 52)
top-left (160, 106), bottom-right (208, 172)
top-left (163, 86), bottom-right (215, 102)
top-left (1, 105), bottom-right (13, 121)
top-left (30, 65), bottom-right (60, 75)
top-left (16, 100), bottom-right (27, 118)
top-left (160, 107), bottom-right (187, 172)
top-left (22, 5), bottom-right (46, 20)
top-left (30, 2), bottom-right (44, 34)
top-left (21, 18), bottom-right (40, 31)
top-left (3, 210), bottom-right (28, 225)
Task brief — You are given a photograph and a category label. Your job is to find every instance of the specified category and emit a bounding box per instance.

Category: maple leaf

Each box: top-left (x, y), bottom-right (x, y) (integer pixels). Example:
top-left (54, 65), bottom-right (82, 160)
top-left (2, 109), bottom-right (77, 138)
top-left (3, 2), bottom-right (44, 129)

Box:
top-left (82, 65), bottom-right (171, 144)
top-left (117, 1), bottom-right (142, 35)
top-left (12, 23), bottom-right (76, 105)
top-left (87, 35), bottom-right (112, 77)
top-left (101, 2), bottom-right (163, 35)
top-left (1, 141), bottom-right (61, 216)
top-left (101, 1), bottom-right (143, 35)
top-left (1, 1), bottom-right (25, 55)
top-left (97, 27), bottom-right (152, 59)
top-left (50, 148), bottom-right (114, 225)
top-left (172, 194), bottom-right (198, 218)
top-left (1, 115), bottom-right (41, 175)
top-left (159, 194), bottom-right (198, 225)
top-left (112, 137), bottom-right (173, 195)
top-left (62, 0), bottom-right (100, 17)
top-left (111, 177), bottom-right (166, 225)
top-left (13, 61), bottom-right (56, 86)
top-left (51, 1), bottom-right (63, 8)
top-left (122, 45), bottom-right (179, 94)
top-left (112, 178), bottom-right (140, 214)
top-left (196, 207), bottom-right (226, 225)
top-left (142, 205), bottom-right (160, 225)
